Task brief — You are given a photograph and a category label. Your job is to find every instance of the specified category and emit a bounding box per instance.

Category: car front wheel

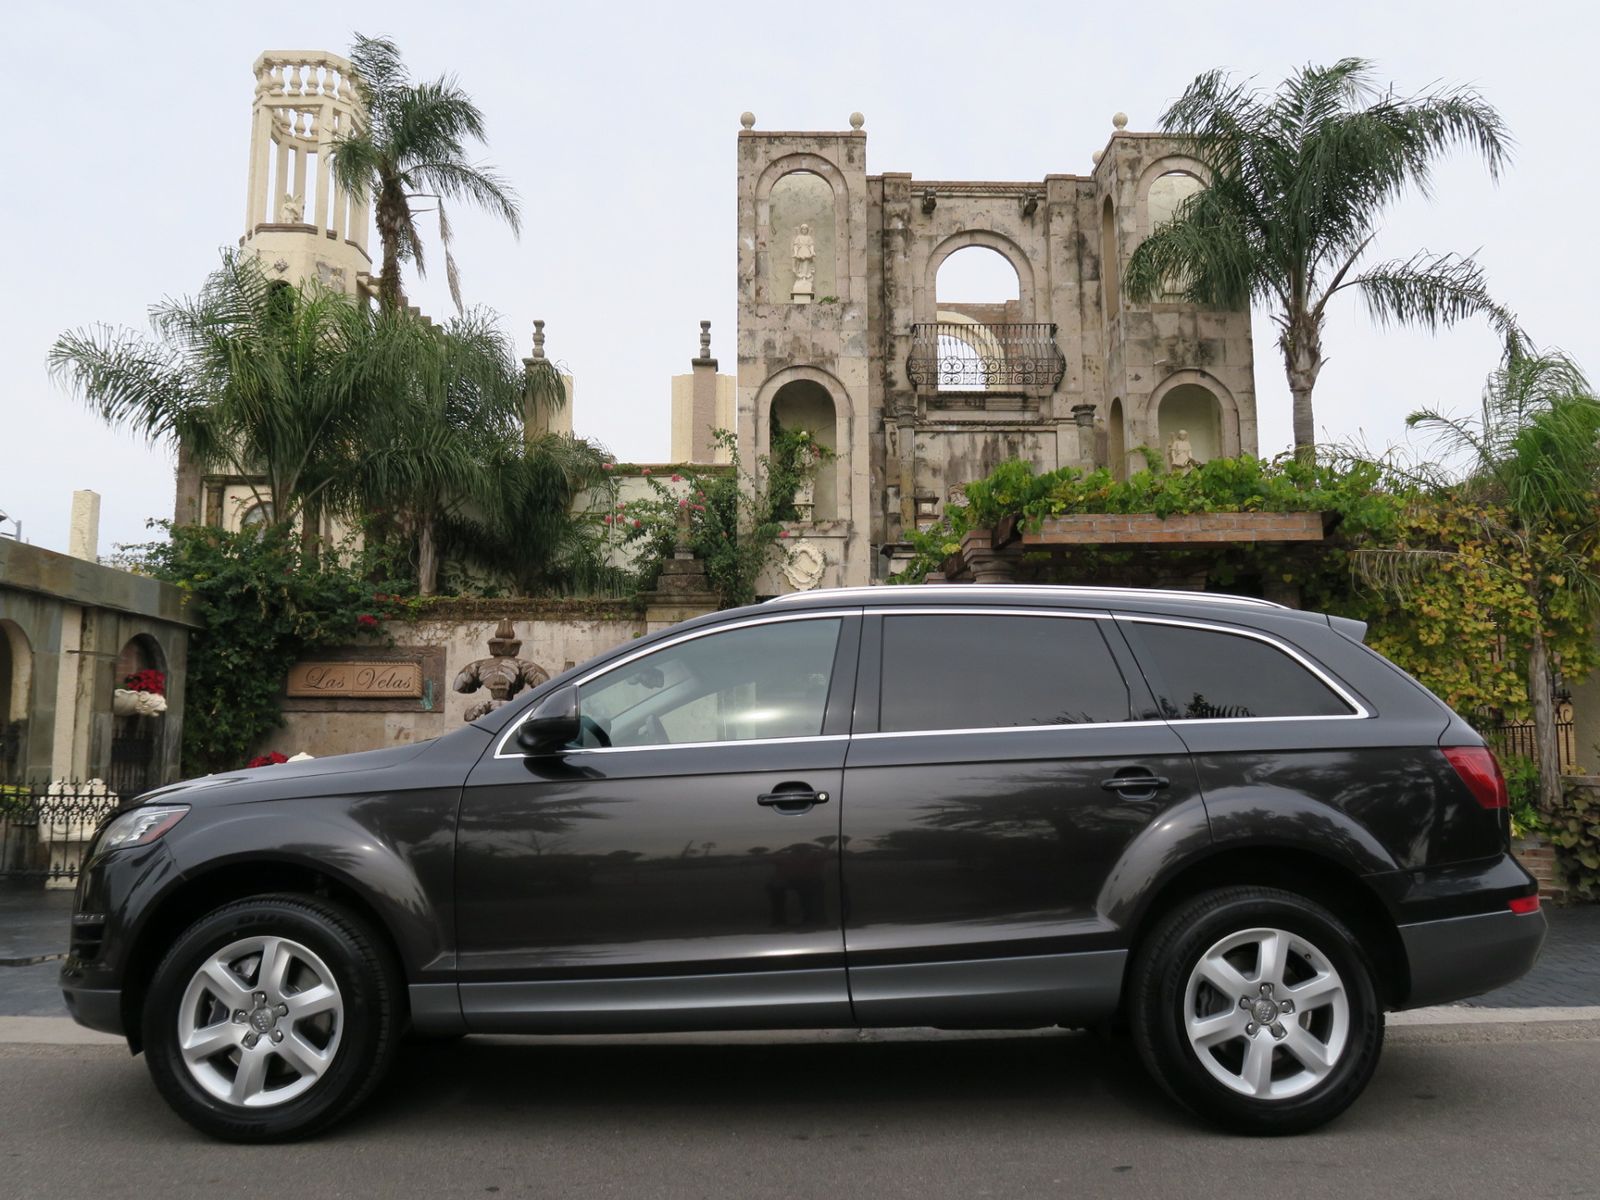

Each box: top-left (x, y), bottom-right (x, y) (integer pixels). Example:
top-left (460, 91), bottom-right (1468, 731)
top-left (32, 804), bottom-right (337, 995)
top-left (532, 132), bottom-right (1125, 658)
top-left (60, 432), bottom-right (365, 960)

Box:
top-left (1129, 886), bottom-right (1384, 1135)
top-left (142, 894), bottom-right (402, 1141)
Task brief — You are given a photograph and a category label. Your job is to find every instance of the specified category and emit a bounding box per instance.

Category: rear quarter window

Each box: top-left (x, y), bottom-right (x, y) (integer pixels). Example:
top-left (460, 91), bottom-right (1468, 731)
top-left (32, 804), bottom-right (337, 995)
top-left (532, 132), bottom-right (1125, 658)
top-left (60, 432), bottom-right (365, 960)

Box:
top-left (1127, 621), bottom-right (1355, 720)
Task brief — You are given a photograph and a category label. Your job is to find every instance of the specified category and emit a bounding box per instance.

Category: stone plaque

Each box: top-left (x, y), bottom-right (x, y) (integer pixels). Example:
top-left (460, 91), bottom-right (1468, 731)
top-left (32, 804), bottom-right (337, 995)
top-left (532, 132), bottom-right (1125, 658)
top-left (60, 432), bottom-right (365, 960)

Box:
top-left (287, 660), bottom-right (423, 699)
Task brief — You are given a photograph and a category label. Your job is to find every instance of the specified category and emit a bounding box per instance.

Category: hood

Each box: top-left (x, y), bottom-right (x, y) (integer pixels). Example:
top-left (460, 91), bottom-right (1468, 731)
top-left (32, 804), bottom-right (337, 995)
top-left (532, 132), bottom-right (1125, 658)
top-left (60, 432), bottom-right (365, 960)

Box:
top-left (135, 739), bottom-right (443, 806)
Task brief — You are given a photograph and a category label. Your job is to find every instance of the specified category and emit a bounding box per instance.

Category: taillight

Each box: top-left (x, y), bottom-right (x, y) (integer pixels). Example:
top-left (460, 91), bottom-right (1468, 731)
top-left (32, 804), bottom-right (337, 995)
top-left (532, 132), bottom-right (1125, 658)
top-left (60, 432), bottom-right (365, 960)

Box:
top-left (1509, 895), bottom-right (1541, 915)
top-left (1442, 745), bottom-right (1508, 810)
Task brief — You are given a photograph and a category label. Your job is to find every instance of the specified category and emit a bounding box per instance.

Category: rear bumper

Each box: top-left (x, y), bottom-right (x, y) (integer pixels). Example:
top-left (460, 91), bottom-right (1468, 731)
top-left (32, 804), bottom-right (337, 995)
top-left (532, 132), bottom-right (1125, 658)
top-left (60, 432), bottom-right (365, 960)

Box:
top-left (1397, 908), bottom-right (1547, 1009)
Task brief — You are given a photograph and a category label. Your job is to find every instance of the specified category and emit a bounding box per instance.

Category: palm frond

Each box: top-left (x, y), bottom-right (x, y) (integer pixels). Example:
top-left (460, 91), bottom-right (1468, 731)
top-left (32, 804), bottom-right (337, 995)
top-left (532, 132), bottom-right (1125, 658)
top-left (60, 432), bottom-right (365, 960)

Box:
top-left (1345, 250), bottom-right (1518, 337)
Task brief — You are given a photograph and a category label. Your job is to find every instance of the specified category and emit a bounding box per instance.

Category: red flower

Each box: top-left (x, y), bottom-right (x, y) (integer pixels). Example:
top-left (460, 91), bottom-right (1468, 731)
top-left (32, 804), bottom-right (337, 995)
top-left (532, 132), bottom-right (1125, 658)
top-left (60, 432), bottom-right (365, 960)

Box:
top-left (633, 519), bottom-right (642, 528)
top-left (603, 515), bottom-right (613, 525)
top-left (356, 614), bottom-right (379, 630)
top-left (123, 669), bottom-right (166, 696)
top-left (671, 474), bottom-right (683, 483)
top-left (246, 751), bottom-right (289, 769)
top-left (641, 468), bottom-right (652, 476)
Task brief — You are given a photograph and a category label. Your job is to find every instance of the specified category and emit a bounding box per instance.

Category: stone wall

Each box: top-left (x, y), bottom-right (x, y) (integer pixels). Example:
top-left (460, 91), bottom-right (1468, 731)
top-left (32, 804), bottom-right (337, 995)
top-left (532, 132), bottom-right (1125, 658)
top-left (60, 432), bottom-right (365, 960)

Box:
top-left (258, 600), bottom-right (650, 760)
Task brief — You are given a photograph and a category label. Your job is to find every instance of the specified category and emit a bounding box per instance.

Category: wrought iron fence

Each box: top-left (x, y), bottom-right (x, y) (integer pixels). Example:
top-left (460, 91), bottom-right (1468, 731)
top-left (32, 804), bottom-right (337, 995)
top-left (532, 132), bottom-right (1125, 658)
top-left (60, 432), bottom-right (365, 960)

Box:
top-left (1480, 719), bottom-right (1578, 770)
top-left (0, 783), bottom-right (122, 885)
top-left (907, 322), bottom-right (1065, 395)
top-left (108, 726), bottom-right (157, 798)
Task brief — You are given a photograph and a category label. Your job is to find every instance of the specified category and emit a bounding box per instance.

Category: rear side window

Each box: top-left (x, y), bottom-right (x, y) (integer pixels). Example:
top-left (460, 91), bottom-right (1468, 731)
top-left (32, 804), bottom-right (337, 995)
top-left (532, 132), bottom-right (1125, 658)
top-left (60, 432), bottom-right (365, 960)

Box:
top-left (879, 614), bottom-right (1131, 732)
top-left (1130, 621), bottom-right (1354, 720)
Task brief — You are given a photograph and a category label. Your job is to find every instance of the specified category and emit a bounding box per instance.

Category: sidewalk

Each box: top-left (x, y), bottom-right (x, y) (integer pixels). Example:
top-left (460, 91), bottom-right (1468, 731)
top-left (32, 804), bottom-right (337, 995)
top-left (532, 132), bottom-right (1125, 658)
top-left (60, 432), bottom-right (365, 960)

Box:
top-left (1, 887), bottom-right (1594, 1019)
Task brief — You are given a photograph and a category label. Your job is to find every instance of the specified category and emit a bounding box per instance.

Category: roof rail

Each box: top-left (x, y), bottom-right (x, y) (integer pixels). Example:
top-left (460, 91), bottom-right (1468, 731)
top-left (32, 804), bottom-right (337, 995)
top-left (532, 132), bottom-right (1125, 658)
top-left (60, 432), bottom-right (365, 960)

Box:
top-left (765, 584), bottom-right (1287, 609)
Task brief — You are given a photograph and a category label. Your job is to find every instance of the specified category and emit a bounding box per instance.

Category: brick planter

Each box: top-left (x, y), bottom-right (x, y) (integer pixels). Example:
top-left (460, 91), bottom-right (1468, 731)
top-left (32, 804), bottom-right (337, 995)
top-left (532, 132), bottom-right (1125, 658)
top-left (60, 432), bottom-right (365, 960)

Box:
top-left (1030, 511), bottom-right (1328, 545)
top-left (1513, 834), bottom-right (1567, 904)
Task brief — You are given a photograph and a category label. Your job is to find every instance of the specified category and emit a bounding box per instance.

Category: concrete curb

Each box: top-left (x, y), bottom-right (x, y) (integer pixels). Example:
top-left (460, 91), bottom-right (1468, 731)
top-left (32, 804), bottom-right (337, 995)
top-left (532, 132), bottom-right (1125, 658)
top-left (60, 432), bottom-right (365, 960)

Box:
top-left (1388, 1005), bottom-right (1600, 1025)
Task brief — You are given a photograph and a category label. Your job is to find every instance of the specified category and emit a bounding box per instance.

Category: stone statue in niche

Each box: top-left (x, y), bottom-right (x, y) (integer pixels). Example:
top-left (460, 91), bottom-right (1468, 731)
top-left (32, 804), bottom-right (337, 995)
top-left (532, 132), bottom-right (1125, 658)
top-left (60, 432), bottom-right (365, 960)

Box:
top-left (1166, 429), bottom-right (1200, 473)
top-left (452, 619), bottom-right (550, 722)
top-left (791, 223), bottom-right (816, 302)
top-left (279, 192), bottom-right (305, 223)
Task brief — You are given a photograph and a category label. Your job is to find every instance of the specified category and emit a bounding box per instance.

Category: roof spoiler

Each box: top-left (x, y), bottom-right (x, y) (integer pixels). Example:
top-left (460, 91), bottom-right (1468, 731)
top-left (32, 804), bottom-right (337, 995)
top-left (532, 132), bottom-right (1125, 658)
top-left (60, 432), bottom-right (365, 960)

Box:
top-left (1327, 613), bottom-right (1368, 643)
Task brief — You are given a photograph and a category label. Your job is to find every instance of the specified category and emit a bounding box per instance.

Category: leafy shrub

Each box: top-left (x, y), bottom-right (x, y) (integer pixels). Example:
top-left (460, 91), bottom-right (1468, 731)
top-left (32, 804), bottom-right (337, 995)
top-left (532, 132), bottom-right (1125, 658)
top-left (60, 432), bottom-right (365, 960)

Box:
top-left (1552, 782), bottom-right (1600, 900)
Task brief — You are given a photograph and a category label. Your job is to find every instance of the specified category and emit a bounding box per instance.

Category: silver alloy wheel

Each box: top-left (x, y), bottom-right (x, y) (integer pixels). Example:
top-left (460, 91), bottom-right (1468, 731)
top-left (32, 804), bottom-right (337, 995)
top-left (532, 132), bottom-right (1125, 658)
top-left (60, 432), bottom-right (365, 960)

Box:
top-left (1182, 926), bottom-right (1349, 1100)
top-left (176, 935), bottom-right (344, 1108)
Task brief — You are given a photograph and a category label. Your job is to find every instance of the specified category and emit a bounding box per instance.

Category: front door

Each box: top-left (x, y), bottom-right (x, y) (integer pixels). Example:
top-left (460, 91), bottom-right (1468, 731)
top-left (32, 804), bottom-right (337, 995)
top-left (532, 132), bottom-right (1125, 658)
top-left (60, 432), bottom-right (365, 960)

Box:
top-left (841, 608), bottom-right (1204, 1026)
top-left (457, 612), bottom-right (860, 1032)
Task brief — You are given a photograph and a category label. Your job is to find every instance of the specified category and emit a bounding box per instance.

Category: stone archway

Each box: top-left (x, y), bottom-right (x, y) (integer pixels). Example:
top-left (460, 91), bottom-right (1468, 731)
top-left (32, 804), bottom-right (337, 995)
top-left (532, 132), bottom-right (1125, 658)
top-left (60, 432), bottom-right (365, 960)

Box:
top-left (919, 229), bottom-right (1038, 322)
top-left (1109, 398), bottom-right (1128, 480)
top-left (0, 620), bottom-right (31, 781)
top-left (754, 366), bottom-right (855, 526)
top-left (770, 379), bottom-right (839, 520)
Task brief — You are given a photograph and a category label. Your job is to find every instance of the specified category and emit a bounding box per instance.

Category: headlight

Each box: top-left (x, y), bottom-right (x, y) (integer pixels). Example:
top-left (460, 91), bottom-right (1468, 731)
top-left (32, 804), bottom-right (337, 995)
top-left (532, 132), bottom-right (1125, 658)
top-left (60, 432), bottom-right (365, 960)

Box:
top-left (93, 805), bottom-right (189, 858)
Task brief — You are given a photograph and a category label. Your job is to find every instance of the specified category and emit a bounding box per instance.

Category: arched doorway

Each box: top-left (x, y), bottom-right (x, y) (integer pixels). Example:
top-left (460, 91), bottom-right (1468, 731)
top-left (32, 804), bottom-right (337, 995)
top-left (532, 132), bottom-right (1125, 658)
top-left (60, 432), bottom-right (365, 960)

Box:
top-left (1109, 398), bottom-right (1127, 480)
top-left (0, 620), bottom-right (30, 781)
top-left (111, 635), bottom-right (166, 795)
top-left (770, 380), bottom-right (839, 521)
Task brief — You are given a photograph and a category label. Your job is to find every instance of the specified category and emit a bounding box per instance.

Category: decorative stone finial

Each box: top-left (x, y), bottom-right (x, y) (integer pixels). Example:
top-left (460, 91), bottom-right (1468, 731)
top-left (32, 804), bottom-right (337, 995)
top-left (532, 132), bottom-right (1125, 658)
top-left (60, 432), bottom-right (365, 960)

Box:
top-left (531, 319), bottom-right (546, 360)
top-left (1092, 150), bottom-right (1104, 165)
top-left (849, 112), bottom-right (865, 130)
top-left (740, 111), bottom-right (756, 130)
top-left (698, 320), bottom-right (712, 359)
top-left (1112, 112), bottom-right (1129, 131)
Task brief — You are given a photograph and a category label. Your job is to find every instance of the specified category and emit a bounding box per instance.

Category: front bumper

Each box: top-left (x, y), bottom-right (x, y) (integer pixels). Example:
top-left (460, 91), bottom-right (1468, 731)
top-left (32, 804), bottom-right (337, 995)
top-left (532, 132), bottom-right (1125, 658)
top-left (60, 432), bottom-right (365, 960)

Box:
top-left (1397, 907), bottom-right (1547, 1009)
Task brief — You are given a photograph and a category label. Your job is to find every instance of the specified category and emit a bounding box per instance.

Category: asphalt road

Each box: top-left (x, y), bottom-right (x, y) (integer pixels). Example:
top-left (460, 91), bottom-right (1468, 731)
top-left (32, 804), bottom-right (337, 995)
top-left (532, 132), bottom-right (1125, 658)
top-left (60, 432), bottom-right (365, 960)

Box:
top-left (3, 1022), bottom-right (1597, 1200)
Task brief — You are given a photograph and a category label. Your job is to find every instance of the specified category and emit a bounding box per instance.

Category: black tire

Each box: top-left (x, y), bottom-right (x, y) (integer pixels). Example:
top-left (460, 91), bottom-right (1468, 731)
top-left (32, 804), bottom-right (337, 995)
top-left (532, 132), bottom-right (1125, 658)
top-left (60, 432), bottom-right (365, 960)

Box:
top-left (1129, 886), bottom-right (1384, 1135)
top-left (142, 894), bottom-right (403, 1141)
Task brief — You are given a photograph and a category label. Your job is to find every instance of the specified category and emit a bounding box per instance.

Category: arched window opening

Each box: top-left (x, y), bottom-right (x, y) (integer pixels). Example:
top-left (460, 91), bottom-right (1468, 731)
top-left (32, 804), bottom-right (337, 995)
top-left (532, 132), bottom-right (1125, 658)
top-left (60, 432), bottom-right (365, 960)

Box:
top-left (770, 380), bottom-right (839, 521)
top-left (1146, 171), bottom-right (1205, 300)
top-left (1101, 197), bottom-right (1120, 320)
top-left (111, 635), bottom-right (166, 796)
top-left (769, 171), bottom-right (836, 304)
top-left (924, 246), bottom-right (1035, 394)
top-left (1157, 383), bottom-right (1224, 469)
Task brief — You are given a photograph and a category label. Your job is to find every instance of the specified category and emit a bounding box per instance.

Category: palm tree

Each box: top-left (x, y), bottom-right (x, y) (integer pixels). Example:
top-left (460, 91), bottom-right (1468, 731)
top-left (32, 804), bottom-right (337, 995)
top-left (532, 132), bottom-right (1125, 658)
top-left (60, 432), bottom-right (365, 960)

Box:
top-left (1361, 345), bottom-right (1600, 810)
top-left (331, 34), bottom-right (521, 313)
top-left (50, 253), bottom-right (402, 560)
top-left (1124, 58), bottom-right (1516, 458)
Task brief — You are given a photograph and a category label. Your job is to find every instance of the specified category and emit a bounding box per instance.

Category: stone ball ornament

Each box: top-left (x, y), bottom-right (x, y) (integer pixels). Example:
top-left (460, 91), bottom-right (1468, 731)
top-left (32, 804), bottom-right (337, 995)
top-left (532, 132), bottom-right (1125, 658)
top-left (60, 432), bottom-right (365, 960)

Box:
top-left (849, 112), bottom-right (864, 130)
top-left (740, 111), bottom-right (756, 129)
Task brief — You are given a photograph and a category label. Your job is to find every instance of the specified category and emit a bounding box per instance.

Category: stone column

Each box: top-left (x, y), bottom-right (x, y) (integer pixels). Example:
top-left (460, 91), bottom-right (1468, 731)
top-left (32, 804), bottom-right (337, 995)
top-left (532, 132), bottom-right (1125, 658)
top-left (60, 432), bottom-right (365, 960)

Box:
top-left (690, 321), bottom-right (719, 463)
top-left (1072, 404), bottom-right (1098, 472)
top-left (68, 491), bottom-right (100, 562)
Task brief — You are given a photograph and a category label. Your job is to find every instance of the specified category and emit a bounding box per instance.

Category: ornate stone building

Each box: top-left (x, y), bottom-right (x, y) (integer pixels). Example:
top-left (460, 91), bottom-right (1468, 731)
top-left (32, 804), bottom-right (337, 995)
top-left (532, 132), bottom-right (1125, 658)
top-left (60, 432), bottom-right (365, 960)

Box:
top-left (733, 111), bottom-right (1258, 588)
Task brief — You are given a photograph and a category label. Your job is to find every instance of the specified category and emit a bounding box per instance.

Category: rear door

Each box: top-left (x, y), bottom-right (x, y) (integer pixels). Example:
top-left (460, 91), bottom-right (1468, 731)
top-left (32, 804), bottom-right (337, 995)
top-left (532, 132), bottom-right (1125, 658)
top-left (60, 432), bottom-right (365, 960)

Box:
top-left (840, 607), bottom-right (1204, 1026)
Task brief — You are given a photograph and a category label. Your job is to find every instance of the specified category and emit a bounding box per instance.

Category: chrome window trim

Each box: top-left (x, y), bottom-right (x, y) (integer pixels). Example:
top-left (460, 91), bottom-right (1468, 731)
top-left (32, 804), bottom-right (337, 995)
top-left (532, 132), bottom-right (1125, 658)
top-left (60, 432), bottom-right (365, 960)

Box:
top-left (1117, 615), bottom-right (1371, 722)
top-left (854, 719), bottom-right (1156, 741)
top-left (493, 610), bottom-right (857, 760)
top-left (765, 584), bottom-right (1286, 610)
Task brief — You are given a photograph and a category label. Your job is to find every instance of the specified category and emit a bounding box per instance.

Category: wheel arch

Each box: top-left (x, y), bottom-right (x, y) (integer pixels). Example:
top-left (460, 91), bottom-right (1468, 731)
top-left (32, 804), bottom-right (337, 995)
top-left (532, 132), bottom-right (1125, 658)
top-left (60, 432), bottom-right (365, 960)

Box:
top-left (1122, 845), bottom-right (1412, 1010)
top-left (118, 857), bottom-right (410, 1054)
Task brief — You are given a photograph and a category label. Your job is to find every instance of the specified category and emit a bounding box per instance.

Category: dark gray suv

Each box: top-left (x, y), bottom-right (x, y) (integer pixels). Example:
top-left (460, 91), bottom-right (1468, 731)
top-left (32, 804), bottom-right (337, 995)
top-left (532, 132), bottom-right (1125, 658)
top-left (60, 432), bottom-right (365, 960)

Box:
top-left (61, 585), bottom-right (1546, 1140)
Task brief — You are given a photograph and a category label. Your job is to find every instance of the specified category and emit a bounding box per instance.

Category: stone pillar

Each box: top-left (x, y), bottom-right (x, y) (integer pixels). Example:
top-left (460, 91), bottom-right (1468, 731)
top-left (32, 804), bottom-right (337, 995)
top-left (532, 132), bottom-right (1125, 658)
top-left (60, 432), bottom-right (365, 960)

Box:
top-left (1072, 404), bottom-right (1098, 473)
top-left (960, 529), bottom-right (1017, 584)
top-left (641, 522), bottom-right (721, 632)
top-left (690, 321), bottom-right (719, 463)
top-left (68, 491), bottom-right (100, 562)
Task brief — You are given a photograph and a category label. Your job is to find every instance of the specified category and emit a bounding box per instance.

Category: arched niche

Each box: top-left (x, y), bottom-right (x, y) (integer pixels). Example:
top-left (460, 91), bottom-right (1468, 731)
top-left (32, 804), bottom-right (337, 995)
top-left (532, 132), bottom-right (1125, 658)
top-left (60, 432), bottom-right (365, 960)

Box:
top-left (1101, 196), bottom-right (1120, 321)
top-left (1108, 397), bottom-right (1127, 480)
top-left (771, 380), bottom-right (839, 520)
top-left (1153, 374), bottom-right (1240, 466)
top-left (0, 620), bottom-right (27, 780)
top-left (754, 154), bottom-right (851, 305)
top-left (115, 633), bottom-right (166, 684)
top-left (919, 230), bottom-right (1037, 323)
top-left (755, 367), bottom-right (854, 525)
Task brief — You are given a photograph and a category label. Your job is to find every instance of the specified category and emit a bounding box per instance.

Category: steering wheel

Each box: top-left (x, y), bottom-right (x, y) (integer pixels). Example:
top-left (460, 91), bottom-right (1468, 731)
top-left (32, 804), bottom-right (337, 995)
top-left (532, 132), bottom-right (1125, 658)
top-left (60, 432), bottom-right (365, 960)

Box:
top-left (578, 714), bottom-right (612, 748)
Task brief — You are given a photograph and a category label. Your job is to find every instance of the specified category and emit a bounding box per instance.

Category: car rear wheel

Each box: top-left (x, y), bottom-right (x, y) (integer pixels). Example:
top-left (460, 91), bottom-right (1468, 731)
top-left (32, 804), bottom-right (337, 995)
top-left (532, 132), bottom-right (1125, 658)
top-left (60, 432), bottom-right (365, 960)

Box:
top-left (142, 894), bottom-right (402, 1141)
top-left (1129, 886), bottom-right (1384, 1135)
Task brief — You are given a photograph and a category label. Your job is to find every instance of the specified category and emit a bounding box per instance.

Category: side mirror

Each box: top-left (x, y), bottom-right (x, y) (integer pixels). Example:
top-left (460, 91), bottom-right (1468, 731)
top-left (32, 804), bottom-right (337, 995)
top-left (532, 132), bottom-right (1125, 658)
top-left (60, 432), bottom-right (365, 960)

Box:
top-left (515, 685), bottom-right (581, 755)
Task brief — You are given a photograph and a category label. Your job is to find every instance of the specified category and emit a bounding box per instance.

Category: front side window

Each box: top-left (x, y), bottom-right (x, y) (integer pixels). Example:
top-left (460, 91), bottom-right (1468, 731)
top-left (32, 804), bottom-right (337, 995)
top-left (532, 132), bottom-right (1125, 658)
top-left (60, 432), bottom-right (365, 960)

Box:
top-left (879, 614), bottom-right (1131, 733)
top-left (576, 618), bottom-right (841, 748)
top-left (1131, 622), bottom-right (1355, 720)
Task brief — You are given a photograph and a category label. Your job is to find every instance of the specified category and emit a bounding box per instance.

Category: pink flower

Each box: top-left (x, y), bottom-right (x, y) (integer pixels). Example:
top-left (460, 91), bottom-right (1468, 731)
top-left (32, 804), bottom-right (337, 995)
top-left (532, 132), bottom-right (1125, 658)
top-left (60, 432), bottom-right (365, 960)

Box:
top-left (692, 504), bottom-right (705, 512)
top-left (633, 519), bottom-right (642, 528)
top-left (696, 491), bottom-right (705, 500)
top-left (671, 474), bottom-right (683, 482)
top-left (617, 502), bottom-right (626, 510)
top-left (779, 530), bottom-right (790, 539)
top-left (641, 468), bottom-right (652, 476)
top-left (602, 462), bottom-right (614, 471)
top-left (678, 498), bottom-right (689, 509)
top-left (603, 515), bottom-right (613, 525)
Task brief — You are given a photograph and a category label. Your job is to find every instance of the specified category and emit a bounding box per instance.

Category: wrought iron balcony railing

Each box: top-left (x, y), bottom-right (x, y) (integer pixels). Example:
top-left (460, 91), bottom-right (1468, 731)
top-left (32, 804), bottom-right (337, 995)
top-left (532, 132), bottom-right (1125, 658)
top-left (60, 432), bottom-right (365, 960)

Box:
top-left (907, 322), bottom-right (1065, 396)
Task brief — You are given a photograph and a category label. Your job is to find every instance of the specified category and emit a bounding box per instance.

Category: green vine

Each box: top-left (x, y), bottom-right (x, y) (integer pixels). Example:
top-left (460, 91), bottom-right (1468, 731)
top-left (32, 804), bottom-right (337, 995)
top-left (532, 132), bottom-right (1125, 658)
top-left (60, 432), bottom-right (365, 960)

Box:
top-left (124, 522), bottom-right (410, 775)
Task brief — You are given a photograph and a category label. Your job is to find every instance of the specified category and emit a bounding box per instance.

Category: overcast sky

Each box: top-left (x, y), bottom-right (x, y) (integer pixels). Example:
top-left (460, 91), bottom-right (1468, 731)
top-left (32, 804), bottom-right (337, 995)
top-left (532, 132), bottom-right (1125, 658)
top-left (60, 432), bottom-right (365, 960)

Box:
top-left (3, 0), bottom-right (1594, 555)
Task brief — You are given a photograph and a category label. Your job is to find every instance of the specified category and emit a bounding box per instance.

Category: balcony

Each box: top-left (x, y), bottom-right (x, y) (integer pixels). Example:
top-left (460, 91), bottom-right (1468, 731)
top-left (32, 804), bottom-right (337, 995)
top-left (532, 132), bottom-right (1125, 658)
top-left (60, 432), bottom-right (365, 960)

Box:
top-left (907, 322), bottom-right (1065, 400)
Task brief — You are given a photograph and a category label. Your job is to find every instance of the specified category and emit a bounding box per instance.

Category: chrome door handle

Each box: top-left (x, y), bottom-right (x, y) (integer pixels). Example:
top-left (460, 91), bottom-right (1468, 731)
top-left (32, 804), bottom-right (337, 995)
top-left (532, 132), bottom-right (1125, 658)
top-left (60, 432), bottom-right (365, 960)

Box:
top-left (757, 789), bottom-right (829, 809)
top-left (1100, 774), bottom-right (1169, 793)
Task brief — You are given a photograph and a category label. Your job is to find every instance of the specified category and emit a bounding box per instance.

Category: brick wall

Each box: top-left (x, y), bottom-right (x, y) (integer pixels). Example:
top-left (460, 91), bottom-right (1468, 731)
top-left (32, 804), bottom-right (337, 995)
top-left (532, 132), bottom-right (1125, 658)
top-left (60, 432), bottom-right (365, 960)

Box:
top-left (1028, 511), bottom-right (1326, 546)
top-left (1513, 836), bottom-right (1567, 904)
